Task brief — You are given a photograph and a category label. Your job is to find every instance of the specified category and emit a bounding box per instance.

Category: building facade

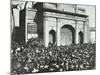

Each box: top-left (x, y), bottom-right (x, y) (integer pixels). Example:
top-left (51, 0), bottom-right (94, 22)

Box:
top-left (12, 2), bottom-right (91, 47)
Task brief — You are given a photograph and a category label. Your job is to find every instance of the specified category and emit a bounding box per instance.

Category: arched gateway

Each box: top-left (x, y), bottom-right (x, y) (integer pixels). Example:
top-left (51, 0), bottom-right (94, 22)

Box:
top-left (79, 31), bottom-right (84, 44)
top-left (23, 2), bottom-right (89, 47)
top-left (13, 2), bottom-right (89, 47)
top-left (49, 30), bottom-right (56, 44)
top-left (60, 25), bottom-right (75, 45)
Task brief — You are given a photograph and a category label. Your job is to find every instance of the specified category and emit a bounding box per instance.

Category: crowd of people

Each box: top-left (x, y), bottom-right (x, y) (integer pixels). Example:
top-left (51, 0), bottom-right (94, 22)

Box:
top-left (11, 38), bottom-right (96, 74)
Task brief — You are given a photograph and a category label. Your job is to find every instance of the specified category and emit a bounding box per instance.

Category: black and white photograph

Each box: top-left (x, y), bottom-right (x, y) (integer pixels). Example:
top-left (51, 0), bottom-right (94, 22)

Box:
top-left (11, 0), bottom-right (96, 74)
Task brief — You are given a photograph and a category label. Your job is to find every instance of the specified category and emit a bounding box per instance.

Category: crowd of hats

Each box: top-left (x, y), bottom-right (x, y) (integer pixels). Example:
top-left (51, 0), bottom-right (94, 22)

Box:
top-left (11, 38), bottom-right (96, 74)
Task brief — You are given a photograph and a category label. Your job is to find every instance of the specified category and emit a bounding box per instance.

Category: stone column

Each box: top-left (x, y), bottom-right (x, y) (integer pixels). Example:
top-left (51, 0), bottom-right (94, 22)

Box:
top-left (25, 9), bottom-right (28, 42)
top-left (86, 20), bottom-right (90, 43)
top-left (57, 19), bottom-right (60, 46)
top-left (43, 17), bottom-right (49, 47)
top-left (83, 20), bottom-right (88, 43)
top-left (75, 20), bottom-right (79, 44)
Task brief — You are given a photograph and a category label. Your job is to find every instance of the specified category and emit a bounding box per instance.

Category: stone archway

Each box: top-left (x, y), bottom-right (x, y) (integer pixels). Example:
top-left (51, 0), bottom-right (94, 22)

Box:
top-left (79, 31), bottom-right (84, 44)
top-left (49, 30), bottom-right (56, 44)
top-left (60, 25), bottom-right (75, 45)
